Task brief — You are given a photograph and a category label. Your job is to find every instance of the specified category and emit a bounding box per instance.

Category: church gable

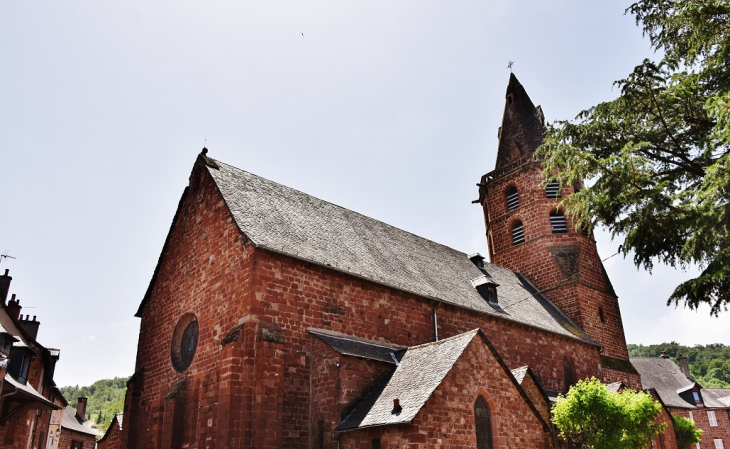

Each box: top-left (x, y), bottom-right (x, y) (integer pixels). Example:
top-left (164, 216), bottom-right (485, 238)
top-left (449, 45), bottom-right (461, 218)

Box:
top-left (336, 329), bottom-right (552, 448)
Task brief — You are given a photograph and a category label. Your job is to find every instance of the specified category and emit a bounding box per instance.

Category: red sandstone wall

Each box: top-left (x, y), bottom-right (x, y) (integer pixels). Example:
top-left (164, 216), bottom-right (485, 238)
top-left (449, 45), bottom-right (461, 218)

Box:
top-left (339, 335), bottom-right (552, 448)
top-left (672, 407), bottom-right (730, 448)
top-left (309, 338), bottom-right (393, 448)
top-left (98, 422), bottom-right (121, 449)
top-left (123, 160), bottom-right (259, 448)
top-left (125, 160), bottom-right (606, 448)
top-left (651, 397), bottom-right (678, 449)
top-left (57, 429), bottom-right (96, 449)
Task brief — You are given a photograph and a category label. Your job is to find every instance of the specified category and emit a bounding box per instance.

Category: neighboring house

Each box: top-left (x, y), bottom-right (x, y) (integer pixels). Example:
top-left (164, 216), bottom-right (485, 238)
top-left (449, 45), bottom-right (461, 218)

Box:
top-left (0, 269), bottom-right (64, 449)
top-left (119, 74), bottom-right (661, 448)
top-left (632, 354), bottom-right (730, 449)
top-left (58, 400), bottom-right (100, 449)
top-left (97, 413), bottom-right (122, 449)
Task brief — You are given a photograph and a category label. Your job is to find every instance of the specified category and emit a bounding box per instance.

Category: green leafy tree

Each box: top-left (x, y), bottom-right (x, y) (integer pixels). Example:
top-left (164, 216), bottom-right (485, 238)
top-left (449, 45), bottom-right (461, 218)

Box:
top-left (673, 415), bottom-right (703, 449)
top-left (628, 341), bottom-right (730, 386)
top-left (552, 378), bottom-right (666, 449)
top-left (537, 0), bottom-right (730, 315)
top-left (59, 376), bottom-right (129, 433)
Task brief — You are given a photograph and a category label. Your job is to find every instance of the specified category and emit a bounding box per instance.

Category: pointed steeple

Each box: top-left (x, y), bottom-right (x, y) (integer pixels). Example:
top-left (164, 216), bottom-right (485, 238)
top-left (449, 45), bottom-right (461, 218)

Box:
top-left (495, 73), bottom-right (545, 168)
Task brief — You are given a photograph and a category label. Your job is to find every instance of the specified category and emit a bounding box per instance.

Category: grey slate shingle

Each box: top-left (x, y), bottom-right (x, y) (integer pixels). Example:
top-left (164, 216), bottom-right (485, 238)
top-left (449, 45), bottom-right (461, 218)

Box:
top-left (309, 329), bottom-right (405, 365)
top-left (336, 330), bottom-right (479, 432)
top-left (61, 405), bottom-right (100, 436)
top-left (206, 159), bottom-right (594, 344)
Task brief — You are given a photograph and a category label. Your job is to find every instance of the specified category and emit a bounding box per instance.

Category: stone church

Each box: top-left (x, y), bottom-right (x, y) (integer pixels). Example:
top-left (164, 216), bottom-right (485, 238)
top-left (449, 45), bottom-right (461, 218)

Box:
top-left (119, 74), bottom-right (651, 448)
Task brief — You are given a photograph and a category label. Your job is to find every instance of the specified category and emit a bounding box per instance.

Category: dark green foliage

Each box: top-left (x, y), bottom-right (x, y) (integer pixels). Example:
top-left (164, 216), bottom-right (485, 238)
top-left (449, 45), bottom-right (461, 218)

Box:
top-left (59, 376), bottom-right (129, 433)
top-left (673, 415), bottom-right (703, 449)
top-left (552, 377), bottom-right (666, 449)
top-left (537, 0), bottom-right (730, 315)
top-left (628, 342), bottom-right (730, 387)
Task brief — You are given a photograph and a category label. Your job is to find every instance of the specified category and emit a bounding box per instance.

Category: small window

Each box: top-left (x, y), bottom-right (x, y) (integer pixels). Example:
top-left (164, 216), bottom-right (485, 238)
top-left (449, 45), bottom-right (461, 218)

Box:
top-left (474, 396), bottom-right (493, 449)
top-left (599, 307), bottom-right (605, 323)
top-left (476, 283), bottom-right (498, 304)
top-left (71, 442), bottom-right (84, 449)
top-left (506, 186), bottom-right (519, 210)
top-left (694, 392), bottom-right (701, 404)
top-left (546, 180), bottom-right (561, 198)
top-left (371, 439), bottom-right (381, 449)
top-left (564, 356), bottom-right (575, 390)
top-left (511, 221), bottom-right (525, 245)
top-left (709, 410), bottom-right (718, 426)
top-left (550, 211), bottom-right (568, 234)
top-left (715, 440), bottom-right (724, 449)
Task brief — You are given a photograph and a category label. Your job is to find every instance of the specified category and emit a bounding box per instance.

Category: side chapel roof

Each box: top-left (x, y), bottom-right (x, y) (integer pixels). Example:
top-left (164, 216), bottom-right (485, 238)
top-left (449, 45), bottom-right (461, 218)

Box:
top-left (172, 156), bottom-right (595, 344)
top-left (309, 329), bottom-right (405, 365)
top-left (336, 329), bottom-right (550, 432)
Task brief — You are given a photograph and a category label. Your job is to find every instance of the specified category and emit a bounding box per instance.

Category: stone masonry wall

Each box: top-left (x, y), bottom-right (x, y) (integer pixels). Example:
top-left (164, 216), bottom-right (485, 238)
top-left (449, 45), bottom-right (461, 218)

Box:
top-left (58, 428), bottom-right (96, 449)
top-left (125, 160), bottom-right (607, 448)
top-left (672, 407), bottom-right (730, 448)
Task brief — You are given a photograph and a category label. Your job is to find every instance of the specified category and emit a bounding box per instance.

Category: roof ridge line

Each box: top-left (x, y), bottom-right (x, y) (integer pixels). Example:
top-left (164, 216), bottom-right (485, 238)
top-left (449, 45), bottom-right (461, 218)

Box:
top-left (208, 158), bottom-right (472, 257)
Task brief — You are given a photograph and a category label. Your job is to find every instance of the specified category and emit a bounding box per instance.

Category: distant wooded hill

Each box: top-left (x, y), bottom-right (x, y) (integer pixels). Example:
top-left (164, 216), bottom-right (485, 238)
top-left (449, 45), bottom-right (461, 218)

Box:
top-left (60, 376), bottom-right (129, 434)
top-left (628, 342), bottom-right (730, 388)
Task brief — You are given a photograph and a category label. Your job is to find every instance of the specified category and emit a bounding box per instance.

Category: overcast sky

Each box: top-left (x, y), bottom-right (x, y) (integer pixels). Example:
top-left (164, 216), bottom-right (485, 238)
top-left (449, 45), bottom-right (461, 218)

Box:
top-left (2, 1), bottom-right (727, 388)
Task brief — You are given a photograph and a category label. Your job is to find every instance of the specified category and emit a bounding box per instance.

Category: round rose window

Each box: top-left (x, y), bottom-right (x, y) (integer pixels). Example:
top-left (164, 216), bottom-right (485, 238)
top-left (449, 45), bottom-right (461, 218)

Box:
top-left (171, 313), bottom-right (199, 372)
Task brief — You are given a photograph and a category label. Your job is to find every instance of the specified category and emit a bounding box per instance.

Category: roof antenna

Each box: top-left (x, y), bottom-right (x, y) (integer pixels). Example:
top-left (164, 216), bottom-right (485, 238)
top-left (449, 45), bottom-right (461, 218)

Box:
top-left (507, 61), bottom-right (514, 73)
top-left (0, 252), bottom-right (16, 264)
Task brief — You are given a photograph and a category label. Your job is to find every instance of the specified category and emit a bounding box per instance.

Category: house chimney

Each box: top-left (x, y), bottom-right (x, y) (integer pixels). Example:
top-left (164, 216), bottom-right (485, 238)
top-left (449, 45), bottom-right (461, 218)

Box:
top-left (19, 315), bottom-right (40, 341)
top-left (660, 351), bottom-right (669, 359)
top-left (77, 398), bottom-right (88, 421)
top-left (678, 354), bottom-right (691, 378)
top-left (0, 270), bottom-right (11, 304)
top-left (7, 295), bottom-right (21, 320)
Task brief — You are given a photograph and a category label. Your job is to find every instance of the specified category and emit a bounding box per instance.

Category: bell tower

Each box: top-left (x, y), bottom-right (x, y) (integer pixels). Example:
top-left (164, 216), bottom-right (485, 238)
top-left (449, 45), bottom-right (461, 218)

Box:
top-left (476, 74), bottom-right (637, 384)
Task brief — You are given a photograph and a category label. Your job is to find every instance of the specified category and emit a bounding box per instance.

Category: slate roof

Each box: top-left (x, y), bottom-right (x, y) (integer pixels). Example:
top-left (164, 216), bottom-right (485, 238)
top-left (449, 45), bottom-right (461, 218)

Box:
top-left (702, 389), bottom-right (730, 407)
top-left (309, 329), bottom-right (405, 365)
top-left (202, 157), bottom-right (594, 345)
top-left (495, 73), bottom-right (545, 168)
top-left (61, 405), bottom-right (100, 436)
top-left (336, 330), bottom-right (479, 432)
top-left (631, 358), bottom-right (729, 409)
top-left (2, 374), bottom-right (61, 410)
top-left (606, 382), bottom-right (624, 393)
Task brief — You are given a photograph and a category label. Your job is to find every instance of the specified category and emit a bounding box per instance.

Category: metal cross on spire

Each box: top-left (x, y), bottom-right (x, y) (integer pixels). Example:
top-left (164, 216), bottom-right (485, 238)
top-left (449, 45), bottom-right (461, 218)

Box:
top-left (507, 61), bottom-right (514, 72)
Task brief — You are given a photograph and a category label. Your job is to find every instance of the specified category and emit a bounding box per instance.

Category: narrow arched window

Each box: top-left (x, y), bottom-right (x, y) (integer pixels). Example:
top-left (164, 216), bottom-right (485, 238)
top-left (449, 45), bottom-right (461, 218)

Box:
top-left (506, 186), bottom-right (519, 210)
top-left (545, 180), bottom-right (561, 198)
top-left (550, 211), bottom-right (568, 234)
top-left (474, 396), bottom-right (493, 449)
top-left (511, 221), bottom-right (525, 245)
top-left (564, 356), bottom-right (574, 390)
